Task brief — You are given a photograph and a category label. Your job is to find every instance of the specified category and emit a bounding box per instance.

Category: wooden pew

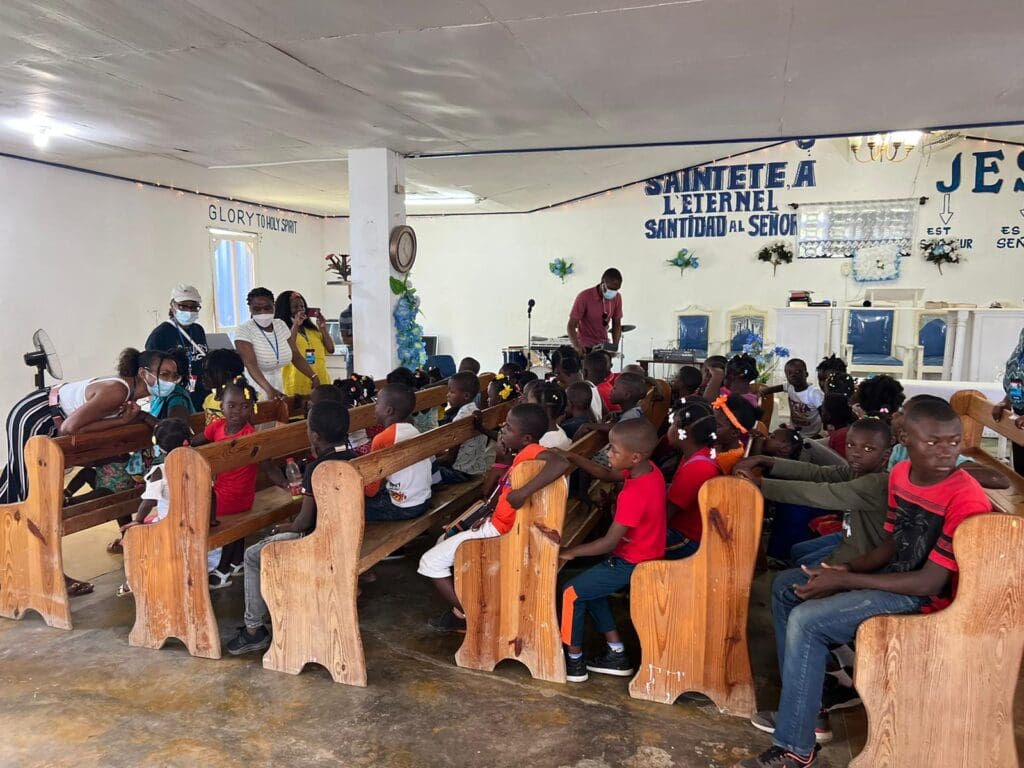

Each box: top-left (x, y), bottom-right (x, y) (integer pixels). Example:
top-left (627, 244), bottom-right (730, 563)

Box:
top-left (0, 403), bottom-right (288, 629)
top-left (259, 406), bottom-right (509, 684)
top-left (628, 476), bottom-right (764, 717)
top-left (850, 513), bottom-right (1024, 767)
top-left (123, 387), bottom-right (502, 662)
top-left (452, 430), bottom-right (607, 683)
top-left (949, 389), bottom-right (1024, 515)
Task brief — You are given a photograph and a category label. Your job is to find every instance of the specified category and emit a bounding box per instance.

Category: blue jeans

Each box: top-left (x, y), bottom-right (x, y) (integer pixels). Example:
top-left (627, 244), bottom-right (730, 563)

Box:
top-left (770, 567), bottom-right (925, 756)
top-left (790, 533), bottom-right (842, 568)
top-left (364, 489), bottom-right (430, 522)
top-left (560, 556), bottom-right (636, 648)
top-left (665, 527), bottom-right (700, 560)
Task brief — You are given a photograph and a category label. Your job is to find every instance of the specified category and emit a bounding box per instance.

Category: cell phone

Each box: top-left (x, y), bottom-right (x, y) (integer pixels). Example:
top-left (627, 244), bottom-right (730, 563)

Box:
top-left (306, 307), bottom-right (321, 318)
top-left (1009, 378), bottom-right (1024, 414)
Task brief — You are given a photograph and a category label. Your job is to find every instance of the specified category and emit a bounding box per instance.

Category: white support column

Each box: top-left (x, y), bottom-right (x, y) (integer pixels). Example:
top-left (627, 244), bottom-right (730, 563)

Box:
top-left (348, 148), bottom-right (406, 378)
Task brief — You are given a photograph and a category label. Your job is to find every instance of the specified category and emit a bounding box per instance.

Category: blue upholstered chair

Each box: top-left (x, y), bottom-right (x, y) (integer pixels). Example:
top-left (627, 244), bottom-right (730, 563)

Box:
top-left (425, 354), bottom-right (456, 379)
top-left (915, 314), bottom-right (947, 377)
top-left (842, 307), bottom-right (911, 379)
top-left (676, 307), bottom-right (711, 361)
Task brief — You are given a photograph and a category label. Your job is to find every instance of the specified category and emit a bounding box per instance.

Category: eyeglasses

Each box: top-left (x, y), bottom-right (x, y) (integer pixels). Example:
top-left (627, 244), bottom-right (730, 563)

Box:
top-left (174, 301), bottom-right (201, 311)
top-left (143, 368), bottom-right (182, 384)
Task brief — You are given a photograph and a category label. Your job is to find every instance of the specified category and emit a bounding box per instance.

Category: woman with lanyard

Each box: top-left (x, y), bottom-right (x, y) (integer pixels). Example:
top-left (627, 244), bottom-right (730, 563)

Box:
top-left (993, 325), bottom-right (1024, 473)
top-left (234, 287), bottom-right (318, 400)
top-left (145, 284), bottom-right (209, 410)
top-left (275, 289), bottom-right (334, 405)
top-left (0, 347), bottom-right (172, 595)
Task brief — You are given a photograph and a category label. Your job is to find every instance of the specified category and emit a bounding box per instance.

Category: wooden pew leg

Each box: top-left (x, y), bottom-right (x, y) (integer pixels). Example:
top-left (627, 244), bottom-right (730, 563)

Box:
top-left (0, 512), bottom-right (71, 630)
top-left (124, 521), bottom-right (221, 659)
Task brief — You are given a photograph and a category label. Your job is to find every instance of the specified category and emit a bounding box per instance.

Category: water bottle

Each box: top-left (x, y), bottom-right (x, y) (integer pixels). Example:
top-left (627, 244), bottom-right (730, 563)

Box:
top-left (285, 458), bottom-right (303, 500)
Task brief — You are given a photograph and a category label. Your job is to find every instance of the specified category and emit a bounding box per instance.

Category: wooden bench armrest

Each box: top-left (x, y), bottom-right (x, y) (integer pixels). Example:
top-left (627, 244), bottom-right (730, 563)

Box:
top-left (951, 389), bottom-right (1024, 449)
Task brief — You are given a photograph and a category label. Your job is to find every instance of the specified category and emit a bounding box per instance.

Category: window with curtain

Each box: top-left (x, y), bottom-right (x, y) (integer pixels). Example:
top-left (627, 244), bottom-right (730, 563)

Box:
top-left (210, 232), bottom-right (257, 331)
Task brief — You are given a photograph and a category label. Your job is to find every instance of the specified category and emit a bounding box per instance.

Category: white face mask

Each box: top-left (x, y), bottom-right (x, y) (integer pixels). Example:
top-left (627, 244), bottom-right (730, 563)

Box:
top-left (175, 310), bottom-right (199, 326)
top-left (252, 313), bottom-right (274, 326)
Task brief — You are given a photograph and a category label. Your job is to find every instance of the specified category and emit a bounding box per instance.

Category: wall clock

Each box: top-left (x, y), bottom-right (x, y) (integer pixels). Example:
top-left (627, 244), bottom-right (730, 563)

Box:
top-left (389, 225), bottom-right (417, 273)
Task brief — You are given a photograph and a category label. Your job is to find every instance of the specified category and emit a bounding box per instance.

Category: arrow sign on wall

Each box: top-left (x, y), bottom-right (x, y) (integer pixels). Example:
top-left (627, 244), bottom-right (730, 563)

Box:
top-left (939, 193), bottom-right (954, 225)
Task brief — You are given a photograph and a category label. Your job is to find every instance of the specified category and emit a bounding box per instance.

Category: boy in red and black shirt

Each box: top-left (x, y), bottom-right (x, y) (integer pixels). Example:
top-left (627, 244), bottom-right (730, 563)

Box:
top-left (556, 418), bottom-right (666, 682)
top-left (735, 398), bottom-right (991, 768)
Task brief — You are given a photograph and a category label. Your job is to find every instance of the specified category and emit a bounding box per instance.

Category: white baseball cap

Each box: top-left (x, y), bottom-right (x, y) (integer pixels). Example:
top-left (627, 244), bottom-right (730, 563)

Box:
top-left (171, 284), bottom-right (201, 304)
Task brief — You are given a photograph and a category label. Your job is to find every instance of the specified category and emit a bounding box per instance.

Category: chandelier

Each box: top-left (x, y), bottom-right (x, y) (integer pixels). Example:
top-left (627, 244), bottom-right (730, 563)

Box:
top-left (848, 131), bottom-right (924, 163)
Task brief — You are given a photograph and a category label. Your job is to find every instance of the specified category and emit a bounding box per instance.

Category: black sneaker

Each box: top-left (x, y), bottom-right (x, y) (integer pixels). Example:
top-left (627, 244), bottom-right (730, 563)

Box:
top-left (225, 625), bottom-right (270, 655)
top-left (750, 711), bottom-right (832, 744)
top-left (733, 745), bottom-right (819, 767)
top-left (427, 608), bottom-right (466, 633)
top-left (586, 648), bottom-right (634, 677)
top-left (565, 653), bottom-right (588, 683)
top-left (821, 676), bottom-right (862, 711)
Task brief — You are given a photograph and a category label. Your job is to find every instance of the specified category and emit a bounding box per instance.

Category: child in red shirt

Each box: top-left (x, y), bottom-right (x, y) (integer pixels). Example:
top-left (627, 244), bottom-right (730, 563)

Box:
top-left (665, 398), bottom-right (722, 559)
top-left (556, 418), bottom-right (666, 682)
top-left (192, 378), bottom-right (286, 588)
top-left (585, 350), bottom-right (620, 414)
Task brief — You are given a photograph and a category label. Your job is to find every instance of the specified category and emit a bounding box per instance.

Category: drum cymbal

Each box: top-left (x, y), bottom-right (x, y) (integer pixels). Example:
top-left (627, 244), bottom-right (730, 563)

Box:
top-left (621, 324), bottom-right (637, 333)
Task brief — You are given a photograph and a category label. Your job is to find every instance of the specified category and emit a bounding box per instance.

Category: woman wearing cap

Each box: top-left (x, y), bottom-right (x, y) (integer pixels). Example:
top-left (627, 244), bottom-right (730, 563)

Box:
top-left (145, 284), bottom-right (209, 410)
top-left (275, 290), bottom-right (334, 403)
top-left (234, 287), bottom-right (319, 400)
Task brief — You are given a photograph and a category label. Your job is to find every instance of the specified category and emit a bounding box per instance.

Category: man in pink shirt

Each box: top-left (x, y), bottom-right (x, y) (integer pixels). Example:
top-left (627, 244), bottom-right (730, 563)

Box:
top-left (567, 268), bottom-right (623, 355)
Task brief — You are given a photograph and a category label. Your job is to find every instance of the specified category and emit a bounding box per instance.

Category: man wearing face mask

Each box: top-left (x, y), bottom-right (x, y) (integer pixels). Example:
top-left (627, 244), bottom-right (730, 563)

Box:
top-left (567, 268), bottom-right (624, 356)
top-left (145, 284), bottom-right (209, 410)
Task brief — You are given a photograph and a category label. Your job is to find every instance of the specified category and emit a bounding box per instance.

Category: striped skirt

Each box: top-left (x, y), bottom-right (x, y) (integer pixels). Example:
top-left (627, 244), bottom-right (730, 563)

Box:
top-left (0, 388), bottom-right (58, 503)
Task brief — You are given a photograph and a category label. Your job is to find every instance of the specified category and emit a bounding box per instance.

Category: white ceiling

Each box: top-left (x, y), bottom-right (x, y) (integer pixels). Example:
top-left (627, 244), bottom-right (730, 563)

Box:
top-left (1, 0), bottom-right (1023, 214)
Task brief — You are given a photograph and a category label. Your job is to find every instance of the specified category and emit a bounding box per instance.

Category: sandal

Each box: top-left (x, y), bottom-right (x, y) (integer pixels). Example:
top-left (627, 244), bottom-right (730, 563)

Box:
top-left (208, 569), bottom-right (232, 590)
top-left (65, 577), bottom-right (94, 597)
top-left (229, 563), bottom-right (245, 578)
top-left (116, 582), bottom-right (132, 598)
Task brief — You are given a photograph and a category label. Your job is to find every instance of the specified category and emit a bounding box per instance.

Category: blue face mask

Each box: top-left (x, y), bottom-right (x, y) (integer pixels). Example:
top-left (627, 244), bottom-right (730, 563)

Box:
top-left (147, 378), bottom-right (177, 398)
top-left (602, 286), bottom-right (618, 300)
top-left (175, 310), bottom-right (199, 326)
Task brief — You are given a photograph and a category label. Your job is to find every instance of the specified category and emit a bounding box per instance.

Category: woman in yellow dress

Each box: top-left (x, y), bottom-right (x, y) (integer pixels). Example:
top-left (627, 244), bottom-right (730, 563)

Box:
top-left (275, 289), bottom-right (334, 405)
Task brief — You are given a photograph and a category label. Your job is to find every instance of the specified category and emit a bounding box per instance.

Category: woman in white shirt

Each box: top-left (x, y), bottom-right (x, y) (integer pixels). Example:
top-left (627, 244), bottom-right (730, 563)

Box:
top-left (234, 287), bottom-right (319, 400)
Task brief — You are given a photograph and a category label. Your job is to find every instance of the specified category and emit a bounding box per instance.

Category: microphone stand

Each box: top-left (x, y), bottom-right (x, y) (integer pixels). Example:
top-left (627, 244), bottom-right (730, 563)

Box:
top-left (526, 301), bottom-right (534, 369)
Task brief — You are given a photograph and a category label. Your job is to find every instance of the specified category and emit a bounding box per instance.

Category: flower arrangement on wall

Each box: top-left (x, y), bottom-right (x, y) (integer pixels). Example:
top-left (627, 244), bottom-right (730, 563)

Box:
top-left (325, 253), bottom-right (351, 282)
top-left (757, 241), bottom-right (794, 276)
top-left (666, 247), bottom-right (699, 276)
top-left (548, 258), bottom-right (574, 283)
top-left (739, 331), bottom-right (790, 384)
top-left (852, 245), bottom-right (902, 283)
top-left (919, 237), bottom-right (961, 275)
top-left (390, 275), bottom-right (427, 369)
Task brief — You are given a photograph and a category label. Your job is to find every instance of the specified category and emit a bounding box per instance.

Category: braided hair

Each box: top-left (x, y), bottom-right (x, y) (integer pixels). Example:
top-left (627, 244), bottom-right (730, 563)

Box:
top-left (333, 374), bottom-right (376, 407)
top-left (824, 372), bottom-right (856, 398)
top-left (855, 375), bottom-right (905, 418)
top-left (533, 382), bottom-right (567, 420)
top-left (726, 353), bottom-right (759, 385)
top-left (217, 375), bottom-right (260, 414)
top-left (672, 397), bottom-right (718, 448)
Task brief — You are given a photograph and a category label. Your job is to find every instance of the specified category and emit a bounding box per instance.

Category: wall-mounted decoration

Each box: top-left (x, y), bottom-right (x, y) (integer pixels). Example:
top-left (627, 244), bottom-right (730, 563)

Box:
top-left (390, 275), bottom-right (427, 368)
top-left (920, 237), bottom-right (961, 275)
top-left (325, 253), bottom-right (351, 283)
top-left (852, 244), bottom-right (902, 283)
top-left (797, 198), bottom-right (917, 259)
top-left (548, 258), bottom-right (574, 283)
top-left (666, 247), bottom-right (699, 276)
top-left (757, 241), bottom-right (794, 277)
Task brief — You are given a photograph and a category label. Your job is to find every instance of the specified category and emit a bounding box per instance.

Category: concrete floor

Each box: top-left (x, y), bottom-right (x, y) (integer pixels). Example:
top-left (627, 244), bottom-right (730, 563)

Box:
top-left (1, 525), bottom-right (1022, 768)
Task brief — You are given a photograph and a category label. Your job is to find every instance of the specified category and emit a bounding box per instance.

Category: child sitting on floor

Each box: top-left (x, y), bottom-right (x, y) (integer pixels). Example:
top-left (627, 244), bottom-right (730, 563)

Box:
top-left (735, 398), bottom-right (991, 768)
top-left (225, 400), bottom-right (357, 655)
top-left (529, 382), bottom-right (572, 449)
top-left (560, 382), bottom-right (594, 441)
top-left (115, 417), bottom-right (193, 597)
top-left (420, 403), bottom-right (570, 632)
top-left (762, 359), bottom-right (824, 437)
top-left (191, 378), bottom-right (288, 589)
top-left (433, 372), bottom-right (490, 485)
top-left (363, 383), bottom-right (432, 521)
top-left (555, 419), bottom-right (666, 681)
top-left (713, 393), bottom-right (759, 474)
top-left (664, 398), bottom-right (721, 560)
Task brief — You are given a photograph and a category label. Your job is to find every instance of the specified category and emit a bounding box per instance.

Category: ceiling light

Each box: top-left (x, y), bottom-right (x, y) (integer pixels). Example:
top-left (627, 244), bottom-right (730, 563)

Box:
top-left (32, 128), bottom-right (50, 149)
top-left (7, 117), bottom-right (69, 149)
top-left (405, 191), bottom-right (480, 207)
top-left (848, 130), bottom-right (925, 163)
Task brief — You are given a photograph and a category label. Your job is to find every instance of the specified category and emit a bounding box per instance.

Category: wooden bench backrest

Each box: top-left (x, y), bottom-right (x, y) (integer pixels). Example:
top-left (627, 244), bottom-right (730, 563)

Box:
top-left (950, 388), bottom-right (1024, 450)
top-left (0, 436), bottom-right (72, 630)
top-left (629, 476), bottom-right (764, 716)
top-left (454, 459), bottom-right (569, 682)
top-left (53, 400), bottom-right (290, 467)
top-left (851, 513), bottom-right (1024, 767)
top-left (261, 460), bottom-right (367, 685)
top-left (640, 379), bottom-right (671, 429)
